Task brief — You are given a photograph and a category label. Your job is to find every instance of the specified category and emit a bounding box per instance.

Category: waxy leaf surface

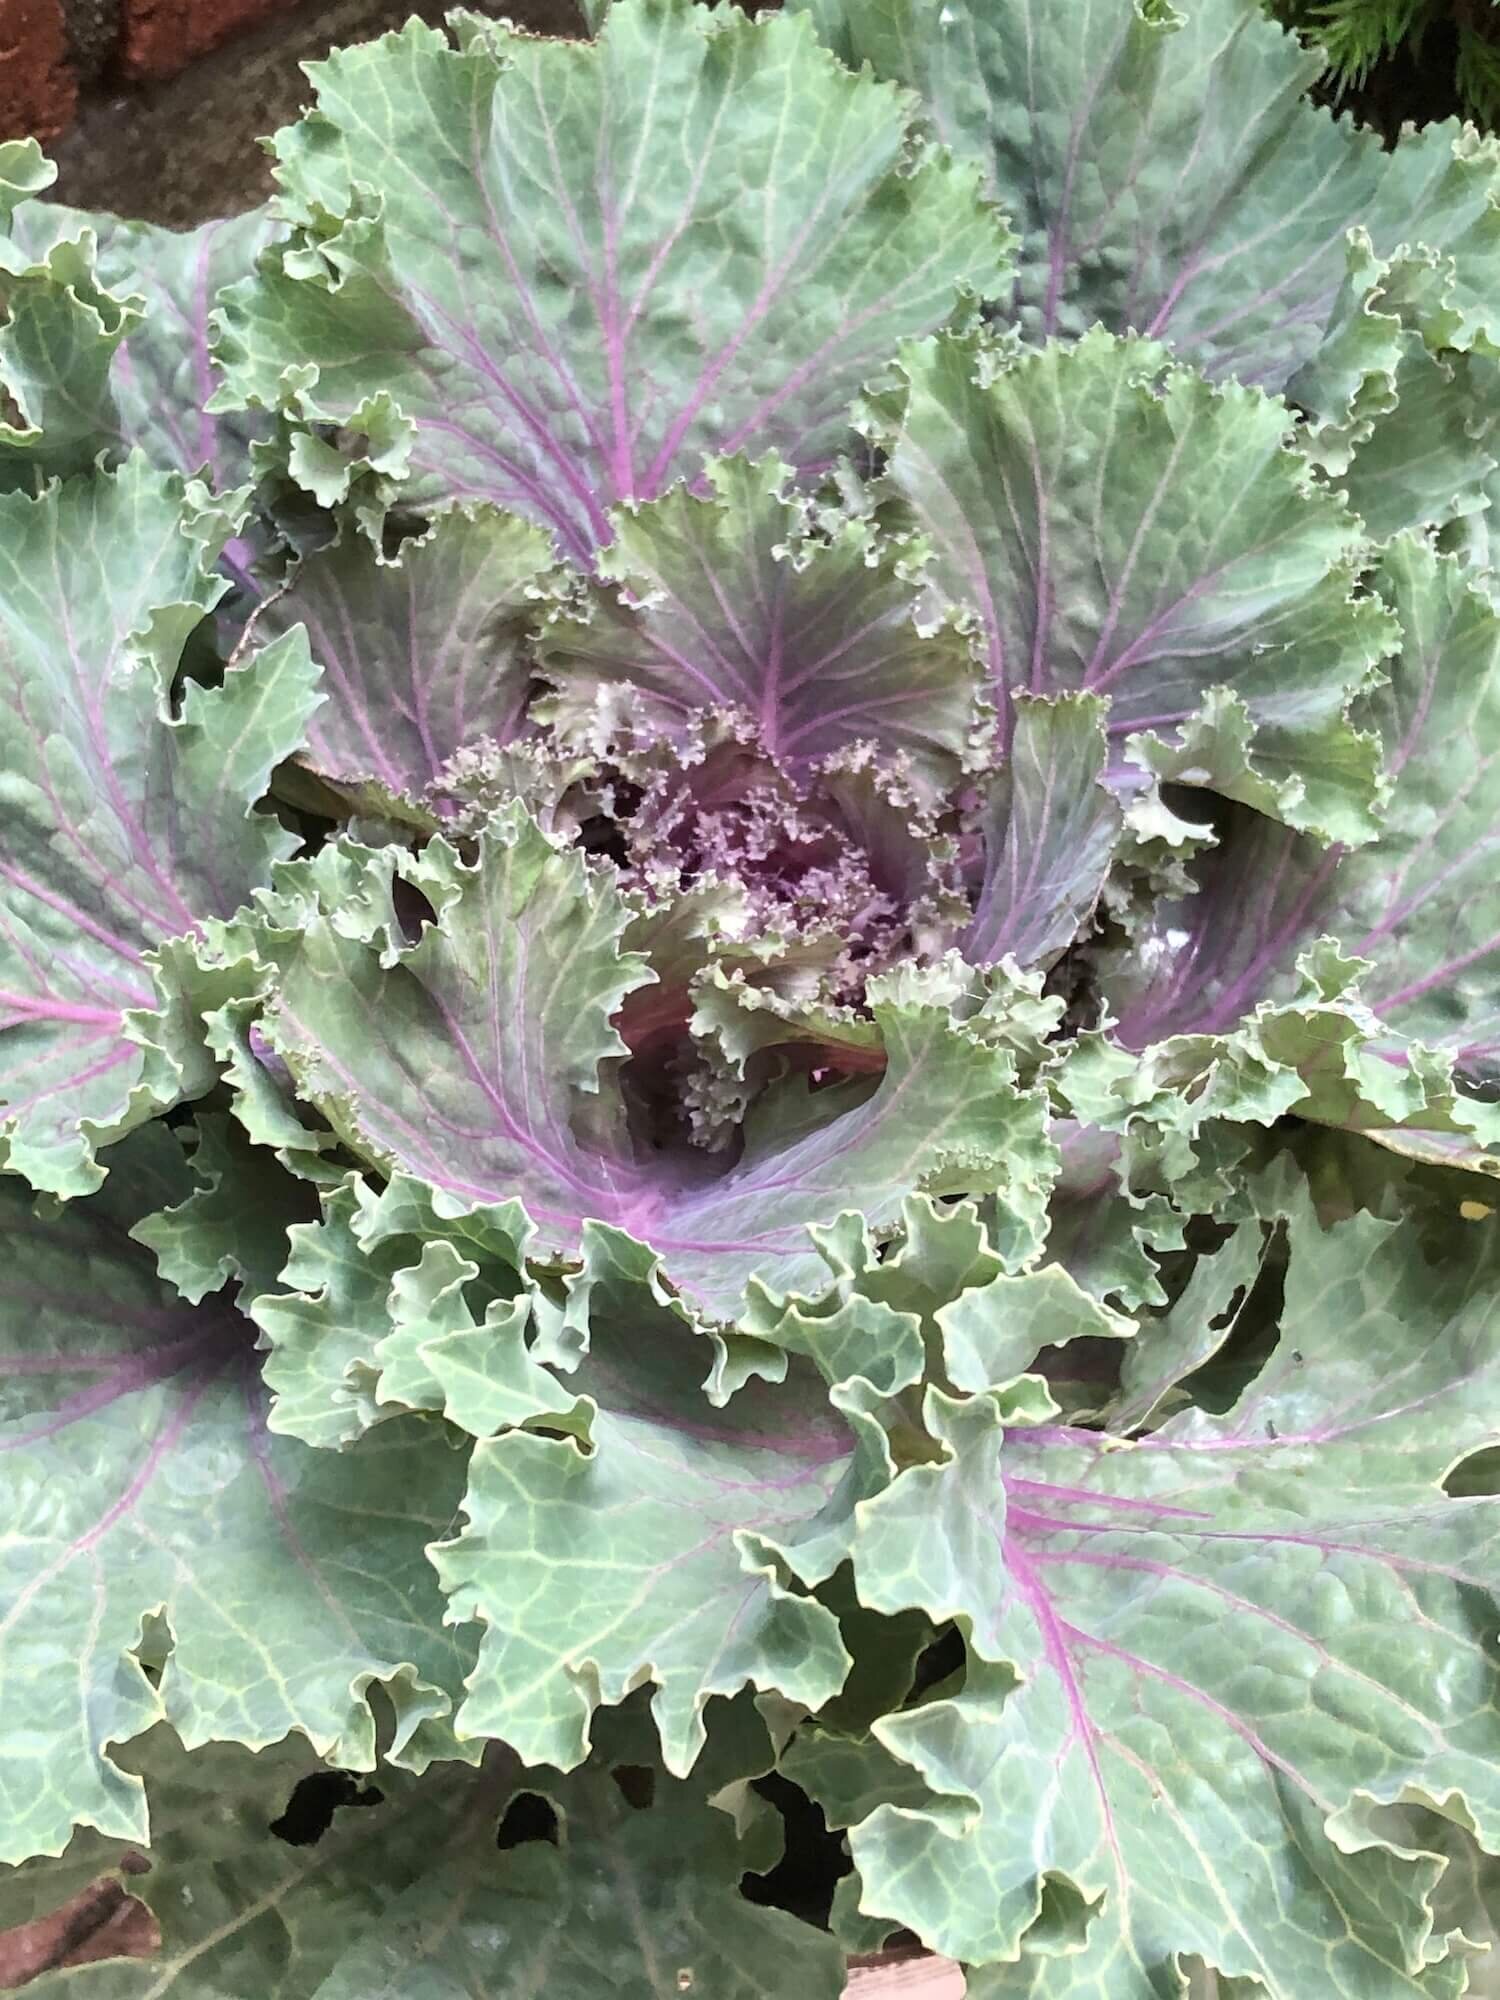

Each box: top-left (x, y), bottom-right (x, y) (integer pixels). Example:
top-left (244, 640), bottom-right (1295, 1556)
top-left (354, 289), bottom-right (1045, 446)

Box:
top-left (845, 1202), bottom-right (1500, 1993)
top-left (0, 457), bottom-right (320, 1194)
top-left (213, 0), bottom-right (1011, 557)
top-left (876, 331), bottom-right (1394, 842)
top-left (0, 1130), bottom-right (475, 1863)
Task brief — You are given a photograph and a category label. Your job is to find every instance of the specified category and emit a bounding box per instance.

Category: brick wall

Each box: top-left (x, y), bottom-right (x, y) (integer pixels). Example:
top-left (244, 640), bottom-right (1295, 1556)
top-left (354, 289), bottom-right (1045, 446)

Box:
top-left (0, 0), bottom-right (76, 138)
top-left (0, 0), bottom-right (299, 140)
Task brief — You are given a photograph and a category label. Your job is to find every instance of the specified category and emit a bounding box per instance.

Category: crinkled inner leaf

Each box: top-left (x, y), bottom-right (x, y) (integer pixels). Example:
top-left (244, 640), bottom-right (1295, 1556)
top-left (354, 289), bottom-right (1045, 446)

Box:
top-left (540, 453), bottom-right (981, 795)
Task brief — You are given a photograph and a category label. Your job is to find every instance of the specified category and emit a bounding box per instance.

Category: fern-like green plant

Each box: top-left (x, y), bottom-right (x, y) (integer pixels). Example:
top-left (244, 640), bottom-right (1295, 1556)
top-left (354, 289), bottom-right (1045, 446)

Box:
top-left (1270, 0), bottom-right (1500, 127)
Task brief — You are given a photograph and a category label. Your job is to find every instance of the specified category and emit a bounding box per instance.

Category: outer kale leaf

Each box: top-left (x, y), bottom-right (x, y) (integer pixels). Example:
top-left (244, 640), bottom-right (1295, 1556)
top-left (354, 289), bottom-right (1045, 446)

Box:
top-left (794, 0), bottom-right (1500, 394)
top-left (841, 1196), bottom-right (1500, 1993)
top-left (1289, 234), bottom-right (1500, 543)
top-left (430, 1226), bottom-right (855, 1774)
top-left (1099, 535), bottom-right (1500, 1164)
top-left (8, 198), bottom-right (278, 493)
top-left (0, 1728), bottom-right (489, 1997)
top-left (211, 0), bottom-right (1012, 556)
top-left (0, 1700), bottom-right (827, 1995)
top-left (871, 329), bottom-right (1395, 843)
top-left (1373, 1808), bottom-right (1500, 1998)
top-left (313, 1767), bottom-right (845, 1999)
top-left (0, 1128), bottom-right (477, 1864)
top-left (0, 457), bottom-right (321, 1195)
top-left (0, 145), bottom-right (138, 487)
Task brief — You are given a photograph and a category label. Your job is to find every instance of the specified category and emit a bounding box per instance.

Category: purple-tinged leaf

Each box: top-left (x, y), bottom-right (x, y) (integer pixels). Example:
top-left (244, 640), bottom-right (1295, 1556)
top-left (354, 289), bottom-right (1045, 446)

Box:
top-left (540, 455), bottom-right (982, 796)
top-left (0, 456), bottom-right (322, 1195)
top-left (873, 330), bottom-right (1395, 844)
top-left (795, 0), bottom-right (1500, 393)
top-left (211, 0), bottom-right (1013, 557)
top-left (1107, 537), bottom-right (1500, 1121)
top-left (251, 810), bottom-right (1058, 1313)
top-left (255, 507), bottom-right (557, 811)
top-left (0, 1127), bottom-right (477, 1864)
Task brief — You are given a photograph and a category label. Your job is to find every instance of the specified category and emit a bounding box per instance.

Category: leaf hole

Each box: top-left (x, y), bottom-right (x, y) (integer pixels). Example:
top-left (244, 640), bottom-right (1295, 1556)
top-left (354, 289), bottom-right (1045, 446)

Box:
top-left (909, 1621), bottom-right (966, 1700)
top-left (269, 1771), bottom-right (384, 1847)
top-left (392, 877), bottom-right (438, 943)
top-left (496, 1791), bottom-right (559, 1849)
top-left (741, 1772), bottom-right (849, 1925)
top-left (611, 1764), bottom-right (656, 1810)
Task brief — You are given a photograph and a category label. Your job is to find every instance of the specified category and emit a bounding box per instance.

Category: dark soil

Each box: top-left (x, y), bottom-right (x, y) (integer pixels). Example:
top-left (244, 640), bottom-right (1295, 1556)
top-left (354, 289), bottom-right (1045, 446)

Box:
top-left (51, 0), bottom-right (584, 225)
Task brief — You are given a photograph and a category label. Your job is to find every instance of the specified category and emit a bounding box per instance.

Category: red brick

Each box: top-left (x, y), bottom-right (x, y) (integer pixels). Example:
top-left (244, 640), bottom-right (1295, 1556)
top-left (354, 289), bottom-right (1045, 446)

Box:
top-left (0, 0), bottom-right (77, 141)
top-left (120, 0), bottom-right (297, 80)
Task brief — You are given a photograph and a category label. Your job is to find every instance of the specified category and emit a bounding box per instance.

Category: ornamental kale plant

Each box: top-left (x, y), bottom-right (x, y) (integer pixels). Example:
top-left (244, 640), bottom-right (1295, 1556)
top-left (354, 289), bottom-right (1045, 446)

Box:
top-left (7, 0), bottom-right (1500, 1992)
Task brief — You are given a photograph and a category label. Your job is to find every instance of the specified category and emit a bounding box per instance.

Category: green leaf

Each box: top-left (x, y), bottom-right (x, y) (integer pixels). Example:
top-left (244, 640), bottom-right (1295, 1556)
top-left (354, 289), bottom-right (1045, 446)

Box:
top-left (844, 1197), bottom-right (1500, 1992)
top-left (1110, 1215), bottom-right (1268, 1429)
top-left (0, 1727), bottom-right (502, 1998)
top-left (1045, 1131), bottom-right (1185, 1313)
top-left (539, 454), bottom-right (982, 797)
top-left (252, 1170), bottom-right (577, 1450)
top-left (934, 1263), bottom-right (1134, 1397)
top-left (1291, 235), bottom-right (1500, 542)
top-left (811, 1566), bottom-right (935, 1734)
top-left (1371, 1806), bottom-right (1500, 1998)
top-left (0, 457), bottom-right (322, 1196)
top-left (253, 800), bottom-right (650, 1219)
top-left (212, 0), bottom-right (1011, 556)
top-left (257, 506), bottom-right (559, 808)
top-left (873, 329), bottom-right (1395, 843)
top-left (0, 1133), bottom-right (477, 1863)
top-left (782, 1722), bottom-right (938, 1833)
top-left (965, 693), bottom-right (1123, 969)
top-left (311, 1772), bottom-right (846, 1999)
top-left (0, 208), bottom-right (138, 486)
top-left (429, 1224), bottom-right (854, 1776)
top-left (0, 139), bottom-right (55, 217)
top-left (1325, 538), bottom-right (1500, 1074)
top-left (131, 1111), bottom-right (316, 1305)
